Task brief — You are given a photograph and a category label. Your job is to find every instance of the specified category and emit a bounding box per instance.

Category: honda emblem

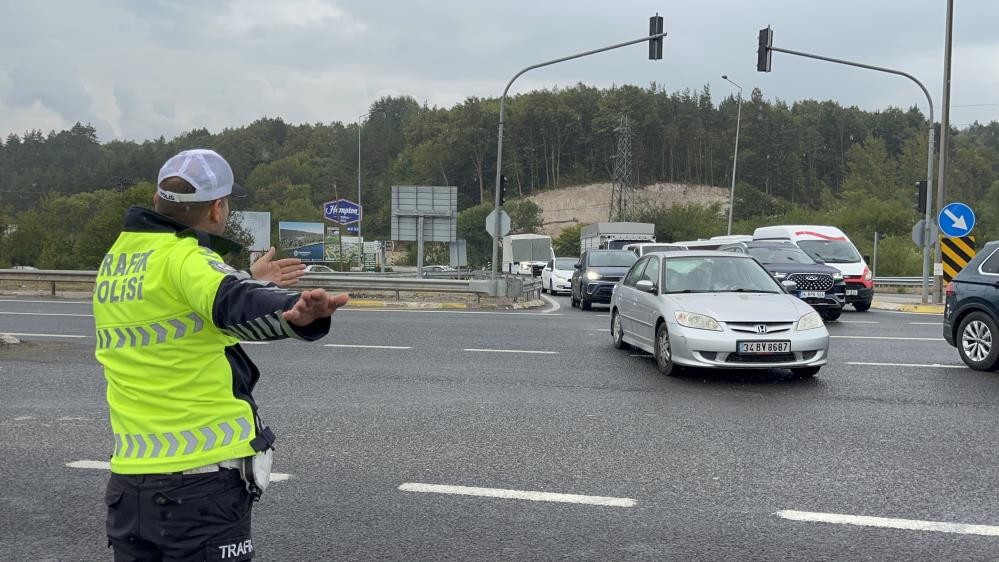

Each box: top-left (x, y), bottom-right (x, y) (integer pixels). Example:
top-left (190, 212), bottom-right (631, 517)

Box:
top-left (756, 324), bottom-right (768, 334)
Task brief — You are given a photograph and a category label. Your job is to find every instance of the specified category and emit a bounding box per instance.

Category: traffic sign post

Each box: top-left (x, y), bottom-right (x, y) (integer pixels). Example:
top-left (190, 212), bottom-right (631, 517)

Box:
top-left (938, 202), bottom-right (975, 238)
top-left (485, 210), bottom-right (511, 238)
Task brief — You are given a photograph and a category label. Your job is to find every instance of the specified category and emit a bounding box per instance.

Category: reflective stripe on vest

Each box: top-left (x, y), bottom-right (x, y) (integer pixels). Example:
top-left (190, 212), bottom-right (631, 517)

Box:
top-left (96, 312), bottom-right (205, 349)
top-left (112, 417), bottom-right (253, 459)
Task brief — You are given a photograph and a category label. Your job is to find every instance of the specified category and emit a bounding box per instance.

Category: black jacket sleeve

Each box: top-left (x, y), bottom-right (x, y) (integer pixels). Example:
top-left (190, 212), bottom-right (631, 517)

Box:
top-left (212, 272), bottom-right (331, 342)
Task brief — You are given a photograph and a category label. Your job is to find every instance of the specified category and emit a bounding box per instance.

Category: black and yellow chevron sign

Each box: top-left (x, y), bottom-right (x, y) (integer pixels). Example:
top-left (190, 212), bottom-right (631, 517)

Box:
top-left (940, 235), bottom-right (976, 282)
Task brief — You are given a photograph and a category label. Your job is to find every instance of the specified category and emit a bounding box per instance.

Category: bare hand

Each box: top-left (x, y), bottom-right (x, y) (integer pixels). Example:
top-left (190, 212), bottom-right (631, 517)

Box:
top-left (251, 246), bottom-right (305, 287)
top-left (283, 289), bottom-right (349, 326)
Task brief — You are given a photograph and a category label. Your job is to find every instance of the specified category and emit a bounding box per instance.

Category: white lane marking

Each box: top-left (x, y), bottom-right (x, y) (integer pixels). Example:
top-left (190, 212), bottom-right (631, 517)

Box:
top-left (324, 344), bottom-right (412, 350)
top-left (909, 322), bottom-right (942, 326)
top-left (464, 348), bottom-right (559, 355)
top-left (240, 341), bottom-right (270, 345)
top-left (540, 293), bottom-right (561, 314)
top-left (0, 311), bottom-right (93, 317)
top-left (838, 320), bottom-right (879, 324)
top-left (339, 309), bottom-right (561, 317)
top-left (629, 354), bottom-right (651, 357)
top-left (66, 460), bottom-right (291, 482)
top-left (831, 335), bottom-right (942, 341)
top-left (847, 361), bottom-right (965, 369)
top-left (775, 509), bottom-right (999, 537)
top-left (399, 483), bottom-right (635, 508)
top-left (1, 332), bottom-right (90, 338)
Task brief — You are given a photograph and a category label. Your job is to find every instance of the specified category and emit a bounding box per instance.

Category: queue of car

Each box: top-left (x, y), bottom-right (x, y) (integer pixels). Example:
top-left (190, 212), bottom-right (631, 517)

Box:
top-left (539, 223), bottom-right (881, 378)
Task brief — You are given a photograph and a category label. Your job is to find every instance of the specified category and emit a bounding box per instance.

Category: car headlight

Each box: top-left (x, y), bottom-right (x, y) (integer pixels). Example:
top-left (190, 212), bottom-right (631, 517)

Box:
top-left (797, 311), bottom-right (824, 331)
top-left (674, 311), bottom-right (723, 331)
top-left (586, 271), bottom-right (602, 281)
top-left (832, 271), bottom-right (843, 280)
top-left (773, 272), bottom-right (787, 280)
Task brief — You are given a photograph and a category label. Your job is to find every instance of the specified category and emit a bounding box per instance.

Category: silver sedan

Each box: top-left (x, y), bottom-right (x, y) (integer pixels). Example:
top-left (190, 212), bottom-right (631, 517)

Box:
top-left (609, 251), bottom-right (830, 377)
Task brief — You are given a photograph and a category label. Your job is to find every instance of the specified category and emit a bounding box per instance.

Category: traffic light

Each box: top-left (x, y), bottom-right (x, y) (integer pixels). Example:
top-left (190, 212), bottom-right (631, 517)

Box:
top-left (499, 175), bottom-right (508, 206)
top-left (914, 180), bottom-right (927, 214)
top-left (649, 15), bottom-right (664, 60)
top-left (757, 26), bottom-right (773, 72)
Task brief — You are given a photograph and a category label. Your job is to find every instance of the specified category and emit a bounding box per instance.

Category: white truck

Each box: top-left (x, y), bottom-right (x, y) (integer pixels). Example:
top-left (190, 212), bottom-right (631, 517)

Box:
top-left (580, 222), bottom-right (656, 252)
top-left (502, 233), bottom-right (553, 276)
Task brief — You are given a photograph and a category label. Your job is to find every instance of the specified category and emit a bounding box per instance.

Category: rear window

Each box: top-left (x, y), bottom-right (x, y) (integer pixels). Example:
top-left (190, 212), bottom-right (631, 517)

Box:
top-left (979, 248), bottom-right (999, 274)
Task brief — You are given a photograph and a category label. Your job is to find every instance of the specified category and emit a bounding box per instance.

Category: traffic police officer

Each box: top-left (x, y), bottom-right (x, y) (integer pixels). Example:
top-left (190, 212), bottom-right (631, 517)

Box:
top-left (94, 149), bottom-right (348, 561)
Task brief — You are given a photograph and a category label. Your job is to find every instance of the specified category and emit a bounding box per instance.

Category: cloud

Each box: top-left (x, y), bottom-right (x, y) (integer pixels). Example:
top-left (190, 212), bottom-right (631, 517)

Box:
top-left (1, 0), bottom-right (999, 143)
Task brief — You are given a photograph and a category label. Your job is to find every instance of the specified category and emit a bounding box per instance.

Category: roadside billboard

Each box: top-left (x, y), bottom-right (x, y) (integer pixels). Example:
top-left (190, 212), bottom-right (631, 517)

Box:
top-left (278, 221), bottom-right (324, 262)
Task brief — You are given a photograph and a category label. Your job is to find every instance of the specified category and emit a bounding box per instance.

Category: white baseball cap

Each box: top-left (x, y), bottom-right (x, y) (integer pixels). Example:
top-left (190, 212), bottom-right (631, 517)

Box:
top-left (156, 149), bottom-right (247, 203)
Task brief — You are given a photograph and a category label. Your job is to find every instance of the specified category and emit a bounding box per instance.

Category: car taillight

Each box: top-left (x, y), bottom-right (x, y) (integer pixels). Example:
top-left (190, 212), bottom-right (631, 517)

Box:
top-left (946, 282), bottom-right (956, 296)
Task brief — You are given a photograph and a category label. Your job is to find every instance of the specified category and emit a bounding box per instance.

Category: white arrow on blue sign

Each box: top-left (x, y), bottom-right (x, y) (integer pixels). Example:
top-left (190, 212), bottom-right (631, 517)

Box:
top-left (323, 199), bottom-right (362, 225)
top-left (938, 202), bottom-right (975, 237)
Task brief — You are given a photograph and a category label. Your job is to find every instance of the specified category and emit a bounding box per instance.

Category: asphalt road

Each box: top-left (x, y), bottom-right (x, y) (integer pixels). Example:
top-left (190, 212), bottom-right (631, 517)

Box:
top-left (1, 294), bottom-right (998, 561)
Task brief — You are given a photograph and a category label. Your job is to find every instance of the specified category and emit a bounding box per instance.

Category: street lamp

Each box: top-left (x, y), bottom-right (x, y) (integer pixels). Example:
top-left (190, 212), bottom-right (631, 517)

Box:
top-left (357, 112), bottom-right (369, 269)
top-left (722, 75), bottom-right (742, 237)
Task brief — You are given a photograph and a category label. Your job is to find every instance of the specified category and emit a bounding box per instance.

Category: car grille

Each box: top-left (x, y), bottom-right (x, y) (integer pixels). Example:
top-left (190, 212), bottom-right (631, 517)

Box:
top-left (788, 273), bottom-right (833, 291)
top-left (726, 353), bottom-right (797, 364)
top-left (601, 276), bottom-right (622, 283)
top-left (727, 322), bottom-right (794, 334)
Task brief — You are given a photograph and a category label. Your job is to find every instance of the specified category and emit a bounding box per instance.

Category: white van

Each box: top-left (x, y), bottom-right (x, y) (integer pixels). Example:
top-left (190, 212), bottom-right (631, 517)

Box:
top-left (623, 242), bottom-right (688, 257)
top-left (752, 225), bottom-right (873, 311)
top-left (671, 235), bottom-right (753, 252)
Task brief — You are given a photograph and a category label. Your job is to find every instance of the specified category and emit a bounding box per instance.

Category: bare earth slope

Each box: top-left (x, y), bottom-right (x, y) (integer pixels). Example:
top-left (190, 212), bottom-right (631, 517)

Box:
top-left (527, 182), bottom-right (730, 238)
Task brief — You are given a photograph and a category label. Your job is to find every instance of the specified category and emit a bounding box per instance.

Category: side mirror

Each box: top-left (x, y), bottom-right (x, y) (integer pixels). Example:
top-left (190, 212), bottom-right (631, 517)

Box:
top-left (574, 263), bottom-right (582, 269)
top-left (781, 280), bottom-right (798, 293)
top-left (863, 254), bottom-right (871, 264)
top-left (636, 280), bottom-right (657, 293)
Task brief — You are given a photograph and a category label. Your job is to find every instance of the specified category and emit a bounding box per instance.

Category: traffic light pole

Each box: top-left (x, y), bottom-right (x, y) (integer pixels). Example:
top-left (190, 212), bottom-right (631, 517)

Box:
top-left (489, 30), bottom-right (668, 286)
top-left (766, 45), bottom-right (936, 304)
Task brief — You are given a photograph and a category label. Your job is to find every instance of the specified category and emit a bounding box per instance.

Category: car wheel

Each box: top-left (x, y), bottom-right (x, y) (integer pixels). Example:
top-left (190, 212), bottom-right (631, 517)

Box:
top-left (792, 366), bottom-right (821, 378)
top-left (820, 308), bottom-right (842, 321)
top-left (957, 311), bottom-right (999, 371)
top-left (611, 310), bottom-right (630, 350)
top-left (853, 300), bottom-right (871, 312)
top-left (570, 290), bottom-right (578, 308)
top-left (654, 323), bottom-right (676, 376)
top-left (581, 295), bottom-right (592, 311)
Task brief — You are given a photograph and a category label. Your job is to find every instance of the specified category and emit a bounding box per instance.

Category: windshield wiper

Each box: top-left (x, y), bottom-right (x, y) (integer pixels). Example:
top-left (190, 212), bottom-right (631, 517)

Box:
top-left (722, 288), bottom-right (779, 294)
top-left (665, 289), bottom-right (711, 294)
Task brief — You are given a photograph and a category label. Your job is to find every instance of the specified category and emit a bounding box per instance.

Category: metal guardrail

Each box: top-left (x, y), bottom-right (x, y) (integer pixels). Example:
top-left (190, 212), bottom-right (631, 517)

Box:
top-left (874, 276), bottom-right (935, 288)
top-left (0, 269), bottom-right (541, 299)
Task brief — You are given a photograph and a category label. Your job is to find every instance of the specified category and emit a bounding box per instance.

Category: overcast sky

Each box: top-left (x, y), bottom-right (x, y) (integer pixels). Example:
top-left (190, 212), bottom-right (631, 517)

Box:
top-left (1, 0), bottom-right (997, 143)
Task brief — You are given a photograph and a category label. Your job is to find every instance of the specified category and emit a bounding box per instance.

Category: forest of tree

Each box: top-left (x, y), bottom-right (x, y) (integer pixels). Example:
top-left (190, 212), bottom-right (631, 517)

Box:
top-left (2, 83), bottom-right (999, 274)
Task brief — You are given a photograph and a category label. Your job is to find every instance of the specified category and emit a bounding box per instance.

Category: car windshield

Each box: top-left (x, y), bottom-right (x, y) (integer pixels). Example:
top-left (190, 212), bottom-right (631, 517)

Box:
top-left (554, 258), bottom-right (577, 270)
top-left (797, 240), bottom-right (861, 264)
top-left (589, 252), bottom-right (638, 267)
top-left (747, 246), bottom-right (816, 264)
top-left (663, 256), bottom-right (782, 294)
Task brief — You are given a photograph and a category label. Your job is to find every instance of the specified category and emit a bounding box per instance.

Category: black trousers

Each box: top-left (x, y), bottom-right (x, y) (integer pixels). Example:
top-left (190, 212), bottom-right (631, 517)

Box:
top-left (105, 468), bottom-right (254, 562)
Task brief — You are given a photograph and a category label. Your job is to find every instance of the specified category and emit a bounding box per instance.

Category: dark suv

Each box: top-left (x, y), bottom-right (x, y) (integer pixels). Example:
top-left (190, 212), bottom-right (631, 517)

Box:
top-left (571, 250), bottom-right (638, 311)
top-left (944, 241), bottom-right (999, 370)
top-left (718, 241), bottom-right (846, 321)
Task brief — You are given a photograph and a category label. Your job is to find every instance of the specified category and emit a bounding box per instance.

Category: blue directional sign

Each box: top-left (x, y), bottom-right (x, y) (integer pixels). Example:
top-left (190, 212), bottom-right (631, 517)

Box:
top-left (938, 202), bottom-right (975, 238)
top-left (323, 199), bottom-right (362, 225)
